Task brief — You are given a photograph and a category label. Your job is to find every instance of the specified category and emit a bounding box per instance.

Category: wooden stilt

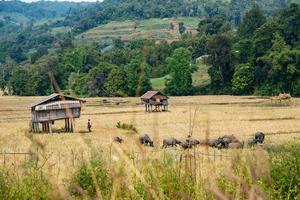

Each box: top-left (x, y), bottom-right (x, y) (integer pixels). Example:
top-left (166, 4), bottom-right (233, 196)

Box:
top-left (32, 123), bottom-right (34, 133)
top-left (37, 123), bottom-right (40, 133)
top-left (32, 123), bottom-right (35, 133)
top-left (72, 119), bottom-right (75, 133)
top-left (70, 119), bottom-right (74, 133)
top-left (67, 119), bottom-right (70, 132)
top-left (49, 121), bottom-right (52, 134)
top-left (66, 119), bottom-right (68, 132)
top-left (45, 122), bottom-right (48, 133)
top-left (65, 119), bottom-right (67, 132)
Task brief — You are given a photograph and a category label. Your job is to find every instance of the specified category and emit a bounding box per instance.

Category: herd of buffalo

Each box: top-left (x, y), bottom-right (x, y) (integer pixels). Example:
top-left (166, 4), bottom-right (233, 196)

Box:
top-left (113, 132), bottom-right (265, 150)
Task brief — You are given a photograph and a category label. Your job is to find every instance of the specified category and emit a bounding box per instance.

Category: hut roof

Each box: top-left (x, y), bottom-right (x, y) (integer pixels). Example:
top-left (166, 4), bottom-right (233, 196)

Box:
top-left (31, 93), bottom-right (85, 109)
top-left (140, 91), bottom-right (168, 100)
top-left (35, 100), bottom-right (81, 111)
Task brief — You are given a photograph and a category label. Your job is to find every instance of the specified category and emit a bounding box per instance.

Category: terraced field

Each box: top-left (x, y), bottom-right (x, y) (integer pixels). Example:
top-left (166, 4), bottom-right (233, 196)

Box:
top-left (75, 17), bottom-right (200, 45)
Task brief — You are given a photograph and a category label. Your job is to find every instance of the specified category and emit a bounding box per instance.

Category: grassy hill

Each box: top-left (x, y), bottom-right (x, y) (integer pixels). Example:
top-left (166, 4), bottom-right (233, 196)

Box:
top-left (150, 61), bottom-right (210, 91)
top-left (75, 17), bottom-right (200, 45)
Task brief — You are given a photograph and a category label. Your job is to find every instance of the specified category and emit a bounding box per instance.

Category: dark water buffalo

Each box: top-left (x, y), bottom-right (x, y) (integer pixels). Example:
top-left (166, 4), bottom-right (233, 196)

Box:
top-left (207, 139), bottom-right (218, 147)
top-left (255, 132), bottom-right (265, 143)
top-left (198, 139), bottom-right (218, 147)
top-left (228, 142), bottom-right (244, 149)
top-left (139, 134), bottom-right (154, 147)
top-left (113, 136), bottom-right (124, 143)
top-left (214, 134), bottom-right (240, 149)
top-left (247, 132), bottom-right (265, 146)
top-left (162, 137), bottom-right (182, 148)
top-left (185, 135), bottom-right (200, 146)
top-left (180, 142), bottom-right (193, 150)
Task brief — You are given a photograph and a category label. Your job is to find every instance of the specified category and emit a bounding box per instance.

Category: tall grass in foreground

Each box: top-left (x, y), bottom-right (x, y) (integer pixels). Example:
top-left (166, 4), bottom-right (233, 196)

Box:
top-left (0, 167), bottom-right (54, 200)
top-left (68, 143), bottom-right (300, 200)
top-left (0, 143), bottom-right (299, 199)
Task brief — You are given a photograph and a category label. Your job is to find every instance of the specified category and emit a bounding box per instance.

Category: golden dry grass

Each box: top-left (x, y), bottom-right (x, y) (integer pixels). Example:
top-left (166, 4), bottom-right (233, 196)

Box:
top-left (0, 95), bottom-right (300, 184)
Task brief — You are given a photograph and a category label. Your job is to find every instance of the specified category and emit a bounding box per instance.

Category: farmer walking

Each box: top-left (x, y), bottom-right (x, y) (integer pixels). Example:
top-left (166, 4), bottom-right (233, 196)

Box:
top-left (87, 119), bottom-right (92, 132)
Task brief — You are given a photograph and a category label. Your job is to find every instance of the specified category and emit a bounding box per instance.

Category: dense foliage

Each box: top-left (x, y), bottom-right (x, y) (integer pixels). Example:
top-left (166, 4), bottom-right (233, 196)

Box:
top-left (0, 1), bottom-right (88, 62)
top-left (64, 0), bottom-right (292, 33)
top-left (0, 1), bottom-right (89, 19)
top-left (267, 143), bottom-right (300, 199)
top-left (0, 0), bottom-right (300, 97)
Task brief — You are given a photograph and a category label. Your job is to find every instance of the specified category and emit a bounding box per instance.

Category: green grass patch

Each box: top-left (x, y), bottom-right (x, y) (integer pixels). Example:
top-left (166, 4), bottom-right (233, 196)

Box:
top-left (150, 61), bottom-right (210, 91)
top-left (150, 75), bottom-right (170, 91)
top-left (192, 61), bottom-right (210, 87)
top-left (139, 18), bottom-right (170, 30)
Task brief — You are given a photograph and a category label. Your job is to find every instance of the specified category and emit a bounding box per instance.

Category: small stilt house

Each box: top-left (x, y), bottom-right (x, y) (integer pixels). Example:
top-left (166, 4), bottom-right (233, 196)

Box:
top-left (141, 91), bottom-right (169, 112)
top-left (30, 93), bottom-right (85, 133)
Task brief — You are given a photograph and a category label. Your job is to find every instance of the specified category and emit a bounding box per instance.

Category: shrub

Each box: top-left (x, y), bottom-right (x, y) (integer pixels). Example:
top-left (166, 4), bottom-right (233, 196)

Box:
top-left (69, 155), bottom-right (112, 199)
top-left (292, 79), bottom-right (300, 97)
top-left (116, 121), bottom-right (138, 133)
top-left (255, 83), bottom-right (280, 96)
top-left (0, 168), bottom-right (53, 200)
top-left (268, 143), bottom-right (300, 199)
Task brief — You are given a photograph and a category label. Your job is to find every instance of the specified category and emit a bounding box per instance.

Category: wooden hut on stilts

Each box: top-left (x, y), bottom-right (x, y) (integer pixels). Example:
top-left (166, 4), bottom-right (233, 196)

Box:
top-left (30, 93), bottom-right (85, 133)
top-left (141, 91), bottom-right (169, 112)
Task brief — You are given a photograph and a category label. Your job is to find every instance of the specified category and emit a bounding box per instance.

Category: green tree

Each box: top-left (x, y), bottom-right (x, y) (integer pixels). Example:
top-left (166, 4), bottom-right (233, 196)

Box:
top-left (190, 34), bottom-right (207, 59)
top-left (253, 20), bottom-right (281, 57)
top-left (0, 57), bottom-right (16, 92)
top-left (232, 64), bottom-right (255, 95)
top-left (292, 79), bottom-right (300, 96)
top-left (164, 47), bottom-right (194, 96)
top-left (68, 72), bottom-right (89, 97)
top-left (88, 62), bottom-right (116, 96)
top-left (233, 39), bottom-right (255, 64)
top-left (197, 16), bottom-right (231, 35)
top-left (30, 52), bottom-right (39, 64)
top-left (136, 62), bottom-right (152, 96)
top-left (256, 34), bottom-right (300, 95)
top-left (125, 55), bottom-right (142, 96)
top-left (63, 46), bottom-right (101, 73)
top-left (206, 33), bottom-right (234, 90)
top-left (104, 68), bottom-right (128, 97)
top-left (30, 55), bottom-right (63, 95)
top-left (9, 67), bottom-right (31, 96)
top-left (112, 38), bottom-right (125, 49)
top-left (238, 5), bottom-right (266, 38)
top-left (278, 3), bottom-right (300, 46)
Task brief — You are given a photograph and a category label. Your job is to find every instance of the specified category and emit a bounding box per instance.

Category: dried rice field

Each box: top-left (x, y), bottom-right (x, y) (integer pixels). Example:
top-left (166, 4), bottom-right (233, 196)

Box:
top-left (0, 95), bottom-right (300, 182)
